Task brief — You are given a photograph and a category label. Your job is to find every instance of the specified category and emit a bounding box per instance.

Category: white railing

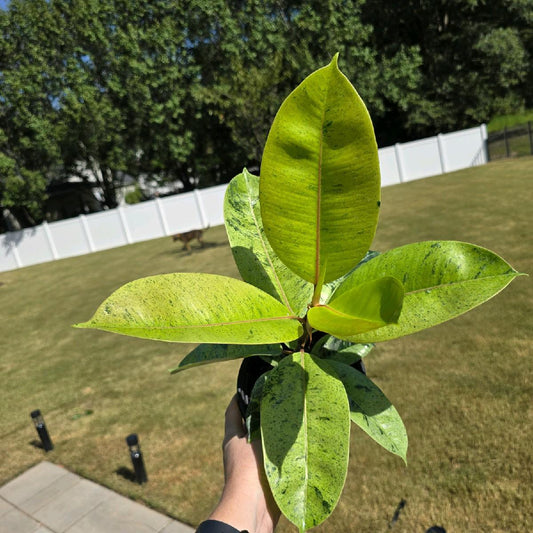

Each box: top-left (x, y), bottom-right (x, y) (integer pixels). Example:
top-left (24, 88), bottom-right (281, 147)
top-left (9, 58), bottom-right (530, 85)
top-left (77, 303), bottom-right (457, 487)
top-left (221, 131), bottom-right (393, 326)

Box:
top-left (0, 125), bottom-right (488, 273)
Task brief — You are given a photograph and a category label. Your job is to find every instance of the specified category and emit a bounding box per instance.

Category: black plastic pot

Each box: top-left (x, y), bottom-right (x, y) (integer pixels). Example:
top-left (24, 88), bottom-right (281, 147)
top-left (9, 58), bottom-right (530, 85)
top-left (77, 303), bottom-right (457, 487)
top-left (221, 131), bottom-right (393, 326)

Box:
top-left (236, 356), bottom-right (273, 418)
top-left (236, 354), bottom-right (366, 419)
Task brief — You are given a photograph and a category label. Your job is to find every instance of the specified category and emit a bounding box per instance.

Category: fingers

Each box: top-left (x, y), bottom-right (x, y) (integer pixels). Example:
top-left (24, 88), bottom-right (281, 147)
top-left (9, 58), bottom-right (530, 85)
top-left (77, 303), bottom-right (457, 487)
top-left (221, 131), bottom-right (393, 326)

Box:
top-left (224, 395), bottom-right (247, 441)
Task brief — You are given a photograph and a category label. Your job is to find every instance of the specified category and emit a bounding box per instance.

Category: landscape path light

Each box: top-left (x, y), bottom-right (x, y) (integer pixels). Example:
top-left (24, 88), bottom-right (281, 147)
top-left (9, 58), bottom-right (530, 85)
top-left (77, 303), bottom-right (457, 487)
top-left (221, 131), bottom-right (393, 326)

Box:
top-left (126, 433), bottom-right (148, 484)
top-left (30, 410), bottom-right (53, 451)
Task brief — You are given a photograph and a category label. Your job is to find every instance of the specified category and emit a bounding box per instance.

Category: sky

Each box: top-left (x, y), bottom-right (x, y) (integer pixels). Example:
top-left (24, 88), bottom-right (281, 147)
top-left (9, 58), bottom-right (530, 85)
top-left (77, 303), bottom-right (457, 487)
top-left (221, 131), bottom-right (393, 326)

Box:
top-left (0, 0), bottom-right (9, 10)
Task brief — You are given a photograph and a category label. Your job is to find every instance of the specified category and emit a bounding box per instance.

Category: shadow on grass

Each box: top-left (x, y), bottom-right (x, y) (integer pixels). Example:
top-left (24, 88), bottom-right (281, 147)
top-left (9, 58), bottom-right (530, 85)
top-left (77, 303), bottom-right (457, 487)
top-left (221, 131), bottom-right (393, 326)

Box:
top-left (165, 241), bottom-right (227, 256)
top-left (115, 466), bottom-right (137, 482)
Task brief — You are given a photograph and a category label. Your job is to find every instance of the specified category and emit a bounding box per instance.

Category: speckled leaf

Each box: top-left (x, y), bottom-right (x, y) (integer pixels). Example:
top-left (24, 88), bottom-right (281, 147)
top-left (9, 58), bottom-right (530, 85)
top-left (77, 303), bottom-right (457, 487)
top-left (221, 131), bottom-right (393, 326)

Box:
top-left (75, 273), bottom-right (303, 344)
top-left (169, 343), bottom-right (281, 374)
top-left (320, 250), bottom-right (380, 304)
top-left (308, 277), bottom-right (404, 338)
top-left (260, 55), bottom-right (380, 285)
top-left (311, 336), bottom-right (374, 365)
top-left (224, 169), bottom-right (313, 316)
top-left (326, 360), bottom-right (407, 463)
top-left (261, 352), bottom-right (350, 531)
top-left (330, 241), bottom-right (523, 342)
top-left (323, 337), bottom-right (374, 358)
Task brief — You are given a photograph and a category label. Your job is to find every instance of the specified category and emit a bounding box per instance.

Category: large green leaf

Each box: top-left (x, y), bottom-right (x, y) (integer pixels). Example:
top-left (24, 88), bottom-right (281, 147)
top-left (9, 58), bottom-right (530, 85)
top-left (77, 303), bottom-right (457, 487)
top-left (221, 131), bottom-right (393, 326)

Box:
top-left (169, 343), bottom-right (281, 373)
top-left (331, 241), bottom-right (523, 342)
top-left (326, 360), bottom-right (407, 462)
top-left (260, 55), bottom-right (380, 286)
top-left (322, 337), bottom-right (374, 359)
top-left (75, 273), bottom-right (303, 344)
top-left (307, 277), bottom-right (404, 338)
top-left (261, 352), bottom-right (350, 531)
top-left (224, 169), bottom-right (313, 316)
top-left (320, 250), bottom-right (380, 304)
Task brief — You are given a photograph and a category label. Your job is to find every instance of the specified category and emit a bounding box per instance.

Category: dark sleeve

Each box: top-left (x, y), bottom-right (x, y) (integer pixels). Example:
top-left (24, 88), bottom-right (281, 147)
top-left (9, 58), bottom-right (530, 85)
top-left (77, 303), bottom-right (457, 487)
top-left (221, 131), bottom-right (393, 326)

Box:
top-left (196, 519), bottom-right (249, 533)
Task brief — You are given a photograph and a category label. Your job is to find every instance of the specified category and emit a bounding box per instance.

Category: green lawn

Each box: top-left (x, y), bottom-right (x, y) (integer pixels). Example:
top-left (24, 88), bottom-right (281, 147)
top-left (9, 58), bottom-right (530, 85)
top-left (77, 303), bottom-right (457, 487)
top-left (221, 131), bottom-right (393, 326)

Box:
top-left (1, 157), bottom-right (532, 532)
top-left (487, 110), bottom-right (533, 132)
top-left (488, 125), bottom-right (533, 160)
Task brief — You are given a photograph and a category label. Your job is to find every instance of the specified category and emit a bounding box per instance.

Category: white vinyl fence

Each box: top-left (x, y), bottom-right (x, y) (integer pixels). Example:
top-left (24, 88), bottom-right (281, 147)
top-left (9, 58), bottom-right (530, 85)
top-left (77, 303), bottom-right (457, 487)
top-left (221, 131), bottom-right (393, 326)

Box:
top-left (0, 125), bottom-right (488, 273)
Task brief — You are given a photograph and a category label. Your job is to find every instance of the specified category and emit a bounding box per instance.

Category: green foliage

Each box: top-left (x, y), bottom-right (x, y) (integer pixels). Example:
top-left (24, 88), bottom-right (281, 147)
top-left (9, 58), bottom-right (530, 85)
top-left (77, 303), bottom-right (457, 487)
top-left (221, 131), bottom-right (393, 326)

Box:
top-left (261, 353), bottom-right (350, 532)
top-left (0, 151), bottom-right (47, 221)
top-left (224, 169), bottom-right (313, 316)
top-left (124, 186), bottom-right (144, 205)
top-left (326, 360), bottom-right (407, 462)
top-left (488, 109), bottom-right (533, 132)
top-left (332, 241), bottom-right (522, 343)
top-left (362, 0), bottom-right (533, 141)
top-left (0, 1), bottom-right (61, 218)
top-left (307, 277), bottom-right (404, 339)
top-left (78, 59), bottom-right (522, 530)
top-left (75, 273), bottom-right (302, 344)
top-left (3, 0), bottom-right (531, 219)
top-left (260, 56), bottom-right (381, 285)
top-left (170, 343), bottom-right (281, 374)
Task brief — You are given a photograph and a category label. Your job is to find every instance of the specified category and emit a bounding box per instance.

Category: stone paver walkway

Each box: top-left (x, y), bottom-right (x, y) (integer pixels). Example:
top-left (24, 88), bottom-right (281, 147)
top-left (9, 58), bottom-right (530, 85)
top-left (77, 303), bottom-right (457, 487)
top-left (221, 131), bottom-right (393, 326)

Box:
top-left (0, 462), bottom-right (194, 533)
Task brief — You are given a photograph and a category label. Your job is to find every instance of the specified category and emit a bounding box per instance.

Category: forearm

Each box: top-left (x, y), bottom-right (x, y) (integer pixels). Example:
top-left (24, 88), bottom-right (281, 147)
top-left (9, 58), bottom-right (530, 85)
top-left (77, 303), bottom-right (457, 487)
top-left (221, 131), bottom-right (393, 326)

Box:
top-left (197, 397), bottom-right (279, 533)
top-left (207, 482), bottom-right (275, 533)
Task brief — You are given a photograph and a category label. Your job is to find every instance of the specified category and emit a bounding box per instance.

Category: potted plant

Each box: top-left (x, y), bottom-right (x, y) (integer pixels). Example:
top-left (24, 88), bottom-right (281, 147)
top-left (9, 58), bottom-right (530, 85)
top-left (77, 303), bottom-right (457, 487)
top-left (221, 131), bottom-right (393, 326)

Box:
top-left (76, 55), bottom-right (523, 532)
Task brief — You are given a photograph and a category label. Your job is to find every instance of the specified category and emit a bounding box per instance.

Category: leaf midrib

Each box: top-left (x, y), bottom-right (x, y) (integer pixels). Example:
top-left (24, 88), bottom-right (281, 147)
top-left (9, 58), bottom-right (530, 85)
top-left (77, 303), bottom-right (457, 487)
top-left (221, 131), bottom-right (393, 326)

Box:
top-left (314, 68), bottom-right (335, 287)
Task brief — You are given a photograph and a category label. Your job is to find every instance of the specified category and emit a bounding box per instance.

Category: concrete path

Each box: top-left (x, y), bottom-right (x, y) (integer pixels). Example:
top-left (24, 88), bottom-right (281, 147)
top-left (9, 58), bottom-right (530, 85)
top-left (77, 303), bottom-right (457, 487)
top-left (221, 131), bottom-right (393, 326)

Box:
top-left (0, 462), bottom-right (195, 533)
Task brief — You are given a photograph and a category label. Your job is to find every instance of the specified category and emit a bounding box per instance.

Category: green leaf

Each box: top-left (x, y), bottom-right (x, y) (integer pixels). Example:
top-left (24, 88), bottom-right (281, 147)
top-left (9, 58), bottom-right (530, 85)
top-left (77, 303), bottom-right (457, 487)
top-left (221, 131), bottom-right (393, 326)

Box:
top-left (318, 337), bottom-right (374, 365)
top-left (224, 169), bottom-right (313, 315)
top-left (325, 360), bottom-right (407, 463)
top-left (320, 250), bottom-right (380, 304)
top-left (307, 277), bottom-right (404, 338)
top-left (311, 334), bottom-right (371, 366)
top-left (260, 55), bottom-right (381, 285)
top-left (261, 352), bottom-right (350, 531)
top-left (169, 343), bottom-right (281, 374)
top-left (323, 337), bottom-right (374, 358)
top-left (330, 241), bottom-right (524, 342)
top-left (75, 273), bottom-right (303, 344)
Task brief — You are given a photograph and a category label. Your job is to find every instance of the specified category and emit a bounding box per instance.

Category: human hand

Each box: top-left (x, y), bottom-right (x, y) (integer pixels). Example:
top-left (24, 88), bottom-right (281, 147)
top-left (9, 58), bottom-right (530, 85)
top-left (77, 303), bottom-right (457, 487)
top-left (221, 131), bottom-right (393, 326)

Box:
top-left (207, 395), bottom-right (280, 533)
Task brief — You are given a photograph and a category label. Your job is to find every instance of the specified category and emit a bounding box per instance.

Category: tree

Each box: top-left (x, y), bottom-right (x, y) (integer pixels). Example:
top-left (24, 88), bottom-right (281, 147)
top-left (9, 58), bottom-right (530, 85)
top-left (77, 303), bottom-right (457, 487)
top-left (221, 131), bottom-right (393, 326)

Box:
top-left (192, 0), bottom-right (423, 161)
top-left (0, 0), bottom-right (63, 221)
top-left (362, 0), bottom-right (532, 140)
top-left (2, 0), bottom-right (530, 222)
top-left (56, 0), bottom-right (198, 204)
top-left (1, 0), bottom-right (202, 211)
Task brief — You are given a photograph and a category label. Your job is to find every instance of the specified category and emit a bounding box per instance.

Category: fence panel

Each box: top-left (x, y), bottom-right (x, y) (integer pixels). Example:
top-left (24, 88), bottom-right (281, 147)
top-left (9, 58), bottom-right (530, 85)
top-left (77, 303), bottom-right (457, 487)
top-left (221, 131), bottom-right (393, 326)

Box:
top-left (400, 137), bottom-right (443, 182)
top-left (123, 201), bottom-right (165, 243)
top-left (442, 126), bottom-right (487, 171)
top-left (378, 146), bottom-right (402, 186)
top-left (0, 233), bottom-right (20, 271)
top-left (14, 226), bottom-right (54, 267)
top-left (51, 218), bottom-right (91, 259)
top-left (161, 192), bottom-right (203, 234)
top-left (86, 210), bottom-right (127, 251)
top-left (199, 184), bottom-right (228, 226)
top-left (487, 122), bottom-right (533, 161)
top-left (0, 125), bottom-right (488, 273)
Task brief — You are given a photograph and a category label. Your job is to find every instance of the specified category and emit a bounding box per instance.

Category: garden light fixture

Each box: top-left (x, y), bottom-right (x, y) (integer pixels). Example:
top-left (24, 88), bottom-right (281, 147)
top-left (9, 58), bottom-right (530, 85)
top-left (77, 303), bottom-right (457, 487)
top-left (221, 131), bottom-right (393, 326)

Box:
top-left (30, 409), bottom-right (53, 451)
top-left (126, 433), bottom-right (148, 484)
